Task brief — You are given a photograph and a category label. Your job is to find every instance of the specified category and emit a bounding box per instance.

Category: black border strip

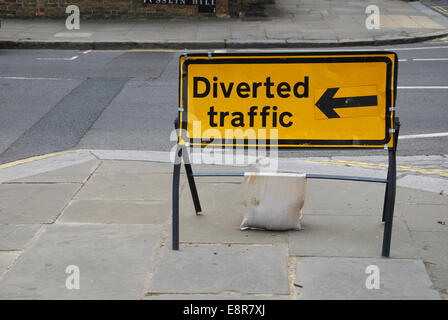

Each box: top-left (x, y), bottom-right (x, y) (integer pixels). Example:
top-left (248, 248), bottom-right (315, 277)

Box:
top-left (178, 52), bottom-right (396, 148)
top-left (184, 51), bottom-right (397, 57)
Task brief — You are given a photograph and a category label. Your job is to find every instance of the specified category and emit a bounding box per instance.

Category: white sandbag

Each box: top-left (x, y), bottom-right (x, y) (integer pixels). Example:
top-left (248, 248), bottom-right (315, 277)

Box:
top-left (241, 172), bottom-right (307, 231)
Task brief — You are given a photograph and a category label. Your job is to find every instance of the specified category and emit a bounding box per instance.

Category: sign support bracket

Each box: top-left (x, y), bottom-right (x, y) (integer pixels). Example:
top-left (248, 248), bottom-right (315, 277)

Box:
top-left (173, 51), bottom-right (399, 257)
top-left (172, 118), bottom-right (400, 257)
top-left (172, 120), bottom-right (202, 251)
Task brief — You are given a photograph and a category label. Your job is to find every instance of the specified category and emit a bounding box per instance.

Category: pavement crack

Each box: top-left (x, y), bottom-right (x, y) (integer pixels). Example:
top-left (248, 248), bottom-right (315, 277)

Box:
top-left (53, 160), bottom-right (103, 224)
top-left (0, 224), bottom-right (47, 282)
top-left (140, 215), bottom-right (170, 299)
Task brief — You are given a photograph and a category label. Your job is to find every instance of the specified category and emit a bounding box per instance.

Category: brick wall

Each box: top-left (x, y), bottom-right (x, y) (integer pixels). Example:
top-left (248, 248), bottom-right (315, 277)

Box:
top-left (216, 0), bottom-right (228, 18)
top-left (0, 0), bottom-right (229, 19)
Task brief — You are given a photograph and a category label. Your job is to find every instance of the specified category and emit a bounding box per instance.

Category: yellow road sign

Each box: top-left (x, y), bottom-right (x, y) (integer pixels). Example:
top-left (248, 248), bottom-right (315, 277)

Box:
top-left (178, 52), bottom-right (397, 148)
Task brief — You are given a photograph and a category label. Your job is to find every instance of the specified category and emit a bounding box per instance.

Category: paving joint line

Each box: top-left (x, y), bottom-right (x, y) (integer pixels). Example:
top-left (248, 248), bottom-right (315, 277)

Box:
top-left (289, 254), bottom-right (422, 260)
top-left (178, 242), bottom-right (288, 247)
top-left (0, 149), bottom-right (89, 170)
top-left (145, 291), bottom-right (290, 297)
top-left (0, 223), bottom-right (47, 282)
top-left (287, 253), bottom-right (299, 299)
top-left (2, 182), bottom-right (83, 185)
top-left (53, 160), bottom-right (103, 224)
top-left (420, 260), bottom-right (444, 298)
top-left (53, 221), bottom-right (168, 226)
top-left (88, 149), bottom-right (101, 161)
top-left (140, 215), bottom-right (171, 299)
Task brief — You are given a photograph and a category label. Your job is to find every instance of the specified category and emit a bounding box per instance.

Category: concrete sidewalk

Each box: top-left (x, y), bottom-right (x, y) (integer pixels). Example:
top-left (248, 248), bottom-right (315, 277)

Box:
top-left (1, 0), bottom-right (448, 49)
top-left (0, 149), bottom-right (446, 299)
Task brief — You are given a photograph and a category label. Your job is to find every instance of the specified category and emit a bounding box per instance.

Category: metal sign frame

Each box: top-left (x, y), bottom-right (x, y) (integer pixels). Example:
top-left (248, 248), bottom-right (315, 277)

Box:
top-left (172, 51), bottom-right (399, 257)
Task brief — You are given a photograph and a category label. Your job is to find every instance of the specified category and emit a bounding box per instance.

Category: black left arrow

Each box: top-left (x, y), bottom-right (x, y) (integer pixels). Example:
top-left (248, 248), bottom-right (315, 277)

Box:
top-left (315, 88), bottom-right (378, 119)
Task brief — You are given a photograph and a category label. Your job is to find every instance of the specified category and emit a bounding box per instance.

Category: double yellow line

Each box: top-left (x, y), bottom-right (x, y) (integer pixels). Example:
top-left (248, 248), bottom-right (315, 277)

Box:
top-left (0, 149), bottom-right (87, 170)
top-left (298, 159), bottom-right (448, 178)
top-left (432, 6), bottom-right (448, 16)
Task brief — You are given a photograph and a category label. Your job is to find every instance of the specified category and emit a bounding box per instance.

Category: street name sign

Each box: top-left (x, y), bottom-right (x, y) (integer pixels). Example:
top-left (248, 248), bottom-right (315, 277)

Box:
top-left (178, 51), bottom-right (397, 148)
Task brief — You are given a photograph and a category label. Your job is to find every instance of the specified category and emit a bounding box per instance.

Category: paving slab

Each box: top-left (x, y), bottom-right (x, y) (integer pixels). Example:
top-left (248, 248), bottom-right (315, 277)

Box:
top-left (75, 172), bottom-right (174, 201)
top-left (0, 184), bottom-right (80, 224)
top-left (8, 160), bottom-right (99, 183)
top-left (190, 163), bottom-right (256, 172)
top-left (411, 231), bottom-right (448, 291)
top-left (178, 183), bottom-right (289, 244)
top-left (144, 294), bottom-right (289, 300)
top-left (396, 186), bottom-right (448, 205)
top-left (398, 175), bottom-right (448, 195)
top-left (0, 224), bottom-right (162, 299)
top-left (95, 160), bottom-right (173, 174)
top-left (192, 163), bottom-right (256, 183)
top-left (91, 150), bottom-right (171, 163)
top-left (59, 199), bottom-right (170, 224)
top-left (0, 253), bottom-right (17, 277)
top-left (295, 257), bottom-right (441, 300)
top-left (0, 225), bottom-right (41, 250)
top-left (148, 244), bottom-right (289, 295)
top-left (0, 155), bottom-right (446, 299)
top-left (399, 204), bottom-right (448, 232)
top-left (277, 158), bottom-right (387, 180)
top-left (288, 215), bottom-right (419, 259)
top-left (303, 180), bottom-right (386, 216)
top-left (0, 150), bottom-right (95, 183)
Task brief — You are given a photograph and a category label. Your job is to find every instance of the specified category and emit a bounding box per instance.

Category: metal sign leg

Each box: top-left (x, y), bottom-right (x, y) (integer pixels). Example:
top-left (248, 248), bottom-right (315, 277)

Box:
top-left (381, 119), bottom-right (400, 257)
top-left (183, 148), bottom-right (202, 214)
top-left (381, 148), bottom-right (396, 257)
top-left (172, 145), bottom-right (182, 250)
top-left (172, 144), bottom-right (203, 250)
top-left (381, 168), bottom-right (390, 223)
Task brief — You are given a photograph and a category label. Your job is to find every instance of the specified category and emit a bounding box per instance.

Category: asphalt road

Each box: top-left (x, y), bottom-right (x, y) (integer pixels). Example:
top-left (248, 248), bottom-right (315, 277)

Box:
top-left (1, 40), bottom-right (448, 164)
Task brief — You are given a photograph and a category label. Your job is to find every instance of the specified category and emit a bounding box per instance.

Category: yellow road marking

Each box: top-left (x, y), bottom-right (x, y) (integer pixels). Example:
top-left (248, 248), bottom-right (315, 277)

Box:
top-left (91, 49), bottom-right (203, 53)
top-left (127, 49), bottom-right (179, 53)
top-left (438, 6), bottom-right (448, 14)
top-left (433, 6), bottom-right (448, 15)
top-left (433, 35), bottom-right (448, 42)
top-left (0, 149), bottom-right (89, 170)
top-left (2, 149), bottom-right (447, 179)
top-left (298, 159), bottom-right (448, 178)
top-left (127, 49), bottom-right (209, 53)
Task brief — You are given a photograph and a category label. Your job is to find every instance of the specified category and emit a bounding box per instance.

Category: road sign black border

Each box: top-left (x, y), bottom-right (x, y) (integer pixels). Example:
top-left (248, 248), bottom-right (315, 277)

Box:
top-left (178, 52), bottom-right (397, 148)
